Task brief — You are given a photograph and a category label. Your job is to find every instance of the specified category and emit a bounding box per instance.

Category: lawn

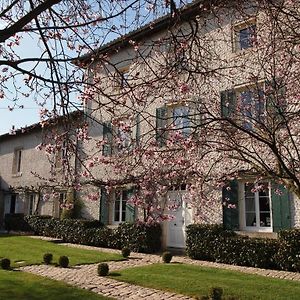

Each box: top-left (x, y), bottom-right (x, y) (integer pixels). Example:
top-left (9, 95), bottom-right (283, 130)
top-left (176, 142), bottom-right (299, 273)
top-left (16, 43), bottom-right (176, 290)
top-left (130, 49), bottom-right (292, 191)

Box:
top-left (111, 263), bottom-right (300, 300)
top-left (0, 235), bottom-right (123, 267)
top-left (0, 269), bottom-right (112, 300)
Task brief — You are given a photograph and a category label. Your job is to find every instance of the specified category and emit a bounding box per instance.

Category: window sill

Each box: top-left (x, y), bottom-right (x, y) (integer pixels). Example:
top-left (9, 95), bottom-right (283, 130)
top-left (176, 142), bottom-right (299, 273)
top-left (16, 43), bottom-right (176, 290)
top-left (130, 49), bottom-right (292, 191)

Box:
top-left (12, 172), bottom-right (22, 178)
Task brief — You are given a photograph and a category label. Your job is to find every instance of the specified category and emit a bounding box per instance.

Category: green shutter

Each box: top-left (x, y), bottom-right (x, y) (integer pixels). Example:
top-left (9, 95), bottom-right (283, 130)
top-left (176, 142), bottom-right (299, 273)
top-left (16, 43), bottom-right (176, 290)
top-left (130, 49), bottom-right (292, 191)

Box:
top-left (222, 180), bottom-right (239, 230)
top-left (100, 188), bottom-right (109, 225)
top-left (266, 79), bottom-right (286, 123)
top-left (102, 121), bottom-right (112, 156)
top-left (272, 184), bottom-right (291, 232)
top-left (221, 89), bottom-right (236, 118)
top-left (125, 188), bottom-right (135, 223)
top-left (156, 106), bottom-right (167, 147)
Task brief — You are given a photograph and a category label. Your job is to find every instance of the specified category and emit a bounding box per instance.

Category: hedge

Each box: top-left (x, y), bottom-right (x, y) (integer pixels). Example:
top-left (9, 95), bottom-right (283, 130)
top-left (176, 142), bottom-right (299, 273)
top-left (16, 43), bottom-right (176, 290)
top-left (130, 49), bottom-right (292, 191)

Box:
top-left (186, 224), bottom-right (300, 272)
top-left (4, 213), bottom-right (32, 232)
top-left (14, 215), bottom-right (162, 253)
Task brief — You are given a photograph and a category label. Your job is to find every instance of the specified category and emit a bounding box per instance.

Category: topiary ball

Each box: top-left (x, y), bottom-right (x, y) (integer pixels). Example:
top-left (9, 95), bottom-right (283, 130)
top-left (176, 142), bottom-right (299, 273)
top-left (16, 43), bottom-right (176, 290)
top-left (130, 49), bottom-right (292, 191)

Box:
top-left (209, 287), bottom-right (223, 300)
top-left (121, 247), bottom-right (131, 258)
top-left (0, 258), bottom-right (11, 270)
top-left (162, 251), bottom-right (173, 263)
top-left (58, 256), bottom-right (69, 268)
top-left (97, 263), bottom-right (109, 276)
top-left (43, 253), bottom-right (53, 265)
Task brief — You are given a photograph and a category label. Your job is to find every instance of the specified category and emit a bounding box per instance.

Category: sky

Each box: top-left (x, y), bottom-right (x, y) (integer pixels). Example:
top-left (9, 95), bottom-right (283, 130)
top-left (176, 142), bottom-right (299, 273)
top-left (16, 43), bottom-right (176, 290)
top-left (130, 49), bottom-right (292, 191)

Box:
top-left (0, 30), bottom-right (43, 134)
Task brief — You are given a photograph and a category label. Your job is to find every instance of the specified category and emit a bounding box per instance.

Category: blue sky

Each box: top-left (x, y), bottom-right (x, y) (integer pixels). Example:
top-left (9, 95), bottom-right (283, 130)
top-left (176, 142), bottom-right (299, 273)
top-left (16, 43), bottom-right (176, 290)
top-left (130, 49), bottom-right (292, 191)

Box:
top-left (0, 32), bottom-right (44, 134)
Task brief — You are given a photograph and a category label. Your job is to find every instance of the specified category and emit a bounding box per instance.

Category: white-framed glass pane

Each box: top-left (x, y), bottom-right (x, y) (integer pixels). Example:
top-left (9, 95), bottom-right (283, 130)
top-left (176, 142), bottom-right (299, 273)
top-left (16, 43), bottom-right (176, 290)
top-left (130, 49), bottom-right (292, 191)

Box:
top-left (173, 106), bottom-right (190, 136)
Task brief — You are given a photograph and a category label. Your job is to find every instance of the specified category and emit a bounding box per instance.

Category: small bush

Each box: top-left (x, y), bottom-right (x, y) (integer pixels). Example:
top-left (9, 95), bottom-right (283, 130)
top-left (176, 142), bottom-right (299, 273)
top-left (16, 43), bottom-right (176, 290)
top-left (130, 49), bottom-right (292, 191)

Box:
top-left (58, 256), bottom-right (69, 268)
top-left (43, 253), bottom-right (53, 265)
top-left (162, 251), bottom-right (173, 263)
top-left (209, 287), bottom-right (223, 300)
top-left (1, 258), bottom-right (11, 270)
top-left (98, 263), bottom-right (109, 276)
top-left (121, 247), bottom-right (131, 258)
top-left (4, 213), bottom-right (32, 232)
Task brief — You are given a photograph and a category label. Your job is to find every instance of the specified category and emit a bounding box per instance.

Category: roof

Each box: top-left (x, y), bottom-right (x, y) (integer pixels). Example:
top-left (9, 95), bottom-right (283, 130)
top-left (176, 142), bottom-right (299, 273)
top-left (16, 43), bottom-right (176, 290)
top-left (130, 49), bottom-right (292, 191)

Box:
top-left (0, 110), bottom-right (84, 142)
top-left (75, 0), bottom-right (209, 66)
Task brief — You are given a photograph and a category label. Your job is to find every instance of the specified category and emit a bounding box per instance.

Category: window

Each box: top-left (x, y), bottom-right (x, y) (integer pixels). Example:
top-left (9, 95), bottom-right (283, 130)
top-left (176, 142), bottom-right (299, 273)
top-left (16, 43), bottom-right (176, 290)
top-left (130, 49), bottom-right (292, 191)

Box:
top-left (102, 121), bottom-right (113, 156)
top-left (239, 87), bottom-right (264, 130)
top-left (55, 142), bottom-right (67, 169)
top-left (116, 119), bottom-right (132, 152)
top-left (12, 148), bottom-right (22, 174)
top-left (28, 194), bottom-right (36, 215)
top-left (221, 85), bottom-right (265, 130)
top-left (113, 189), bottom-right (135, 224)
top-left (156, 104), bottom-right (193, 147)
top-left (243, 182), bottom-right (272, 231)
top-left (234, 19), bottom-right (257, 51)
top-left (10, 194), bottom-right (17, 214)
top-left (172, 106), bottom-right (191, 137)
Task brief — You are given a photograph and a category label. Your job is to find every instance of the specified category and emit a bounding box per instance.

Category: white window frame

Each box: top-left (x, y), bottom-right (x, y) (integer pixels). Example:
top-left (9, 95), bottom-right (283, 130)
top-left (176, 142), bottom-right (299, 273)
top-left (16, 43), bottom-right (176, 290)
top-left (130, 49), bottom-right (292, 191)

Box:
top-left (28, 193), bottom-right (37, 215)
top-left (233, 17), bottom-right (257, 52)
top-left (240, 181), bottom-right (273, 232)
top-left (12, 148), bottom-right (22, 175)
top-left (113, 190), bottom-right (127, 224)
top-left (167, 103), bottom-right (192, 138)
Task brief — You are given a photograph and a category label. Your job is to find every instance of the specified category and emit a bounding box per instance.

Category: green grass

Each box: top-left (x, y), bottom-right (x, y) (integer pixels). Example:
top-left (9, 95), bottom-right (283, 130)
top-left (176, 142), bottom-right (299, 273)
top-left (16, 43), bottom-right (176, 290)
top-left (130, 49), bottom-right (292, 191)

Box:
top-left (0, 235), bottom-right (123, 267)
top-left (0, 269), bottom-right (112, 300)
top-left (111, 263), bottom-right (300, 300)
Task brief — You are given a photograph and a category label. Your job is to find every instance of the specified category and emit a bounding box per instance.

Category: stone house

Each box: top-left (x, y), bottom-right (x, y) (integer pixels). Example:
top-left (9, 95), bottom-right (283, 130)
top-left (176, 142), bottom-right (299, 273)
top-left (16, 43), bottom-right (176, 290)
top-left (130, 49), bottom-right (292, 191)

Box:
top-left (76, 0), bottom-right (300, 249)
top-left (0, 111), bottom-right (82, 226)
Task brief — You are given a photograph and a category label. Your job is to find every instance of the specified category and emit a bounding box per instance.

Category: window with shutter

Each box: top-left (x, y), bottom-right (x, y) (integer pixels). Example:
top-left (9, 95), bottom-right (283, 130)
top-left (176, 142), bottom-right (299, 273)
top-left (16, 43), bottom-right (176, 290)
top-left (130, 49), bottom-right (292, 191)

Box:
top-left (220, 89), bottom-right (236, 119)
top-left (271, 184), bottom-right (291, 232)
top-left (100, 188), bottom-right (109, 225)
top-left (102, 121), bottom-right (112, 156)
top-left (156, 106), bottom-right (167, 147)
top-left (222, 180), bottom-right (239, 230)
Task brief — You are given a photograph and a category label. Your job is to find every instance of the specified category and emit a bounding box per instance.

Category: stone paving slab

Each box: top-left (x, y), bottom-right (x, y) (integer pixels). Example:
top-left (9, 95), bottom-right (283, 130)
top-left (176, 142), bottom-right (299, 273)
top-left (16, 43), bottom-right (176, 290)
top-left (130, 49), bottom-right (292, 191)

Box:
top-left (21, 264), bottom-right (192, 300)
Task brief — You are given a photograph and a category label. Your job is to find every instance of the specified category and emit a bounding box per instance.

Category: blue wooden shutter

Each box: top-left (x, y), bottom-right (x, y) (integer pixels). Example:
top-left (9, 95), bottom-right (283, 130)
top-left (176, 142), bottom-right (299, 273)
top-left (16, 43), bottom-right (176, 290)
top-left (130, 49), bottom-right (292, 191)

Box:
top-left (102, 121), bottom-right (112, 156)
top-left (272, 184), bottom-right (291, 232)
top-left (221, 89), bottom-right (236, 118)
top-left (125, 188), bottom-right (135, 223)
top-left (156, 106), bottom-right (167, 147)
top-left (222, 180), bottom-right (239, 230)
top-left (100, 188), bottom-right (109, 225)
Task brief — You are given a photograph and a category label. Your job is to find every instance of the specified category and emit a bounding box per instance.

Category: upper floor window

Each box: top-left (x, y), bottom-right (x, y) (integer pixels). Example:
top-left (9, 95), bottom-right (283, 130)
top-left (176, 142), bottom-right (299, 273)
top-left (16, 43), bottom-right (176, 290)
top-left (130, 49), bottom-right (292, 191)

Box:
top-left (172, 106), bottom-right (191, 137)
top-left (221, 84), bottom-right (265, 130)
top-left (12, 148), bottom-right (22, 174)
top-left (156, 104), bottom-right (193, 147)
top-left (234, 18), bottom-right (257, 51)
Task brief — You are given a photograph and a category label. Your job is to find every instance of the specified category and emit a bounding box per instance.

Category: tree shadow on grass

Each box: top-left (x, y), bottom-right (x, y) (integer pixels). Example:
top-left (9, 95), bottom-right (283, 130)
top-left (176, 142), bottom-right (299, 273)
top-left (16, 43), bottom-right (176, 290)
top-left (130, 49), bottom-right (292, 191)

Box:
top-left (109, 272), bottom-right (121, 277)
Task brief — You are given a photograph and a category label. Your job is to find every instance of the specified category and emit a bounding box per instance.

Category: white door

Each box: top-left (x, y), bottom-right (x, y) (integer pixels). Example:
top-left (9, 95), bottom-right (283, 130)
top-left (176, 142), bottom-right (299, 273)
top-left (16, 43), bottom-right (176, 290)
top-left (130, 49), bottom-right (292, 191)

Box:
top-left (167, 191), bottom-right (193, 248)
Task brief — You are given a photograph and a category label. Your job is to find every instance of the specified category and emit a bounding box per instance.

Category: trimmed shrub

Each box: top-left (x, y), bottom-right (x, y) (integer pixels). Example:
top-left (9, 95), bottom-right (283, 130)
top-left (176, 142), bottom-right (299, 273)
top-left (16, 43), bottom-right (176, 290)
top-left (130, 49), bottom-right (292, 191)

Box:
top-left (209, 287), bottom-right (223, 300)
top-left (111, 222), bottom-right (162, 253)
top-left (24, 216), bottom-right (161, 253)
top-left (4, 213), bottom-right (32, 232)
top-left (1, 258), bottom-right (11, 270)
top-left (162, 251), bottom-right (173, 263)
top-left (275, 229), bottom-right (300, 271)
top-left (97, 263), bottom-right (109, 276)
top-left (43, 253), bottom-right (53, 265)
top-left (121, 247), bottom-right (131, 258)
top-left (58, 256), bottom-right (69, 268)
top-left (186, 224), bottom-right (280, 270)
